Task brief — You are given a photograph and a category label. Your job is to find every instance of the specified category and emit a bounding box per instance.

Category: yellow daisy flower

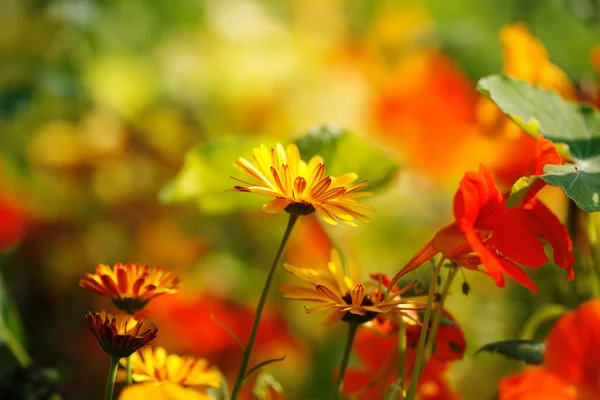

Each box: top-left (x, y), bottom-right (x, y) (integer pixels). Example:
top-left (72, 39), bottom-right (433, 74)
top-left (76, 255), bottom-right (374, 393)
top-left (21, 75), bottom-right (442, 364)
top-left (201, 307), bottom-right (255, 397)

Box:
top-left (80, 263), bottom-right (180, 314)
top-left (118, 347), bottom-right (221, 400)
top-left (278, 249), bottom-right (425, 325)
top-left (232, 143), bottom-right (372, 227)
top-left (85, 311), bottom-right (157, 358)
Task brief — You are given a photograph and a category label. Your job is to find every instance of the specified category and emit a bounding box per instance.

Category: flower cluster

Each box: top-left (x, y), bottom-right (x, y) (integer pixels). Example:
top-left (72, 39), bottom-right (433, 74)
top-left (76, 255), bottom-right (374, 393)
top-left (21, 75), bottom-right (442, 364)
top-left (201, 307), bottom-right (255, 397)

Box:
top-left (80, 263), bottom-right (221, 399)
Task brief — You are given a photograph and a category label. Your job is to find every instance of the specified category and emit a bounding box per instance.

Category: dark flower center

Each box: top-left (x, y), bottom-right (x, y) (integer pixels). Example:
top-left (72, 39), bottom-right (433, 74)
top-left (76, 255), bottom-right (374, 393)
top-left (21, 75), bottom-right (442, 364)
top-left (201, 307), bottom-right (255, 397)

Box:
top-left (285, 202), bottom-right (316, 216)
top-left (340, 293), bottom-right (378, 324)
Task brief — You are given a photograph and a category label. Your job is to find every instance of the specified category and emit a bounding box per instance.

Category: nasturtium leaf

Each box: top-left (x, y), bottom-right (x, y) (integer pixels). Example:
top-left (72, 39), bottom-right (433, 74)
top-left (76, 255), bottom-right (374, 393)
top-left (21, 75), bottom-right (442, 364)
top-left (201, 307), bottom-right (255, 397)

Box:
top-left (506, 176), bottom-right (541, 208)
top-left (163, 127), bottom-right (399, 215)
top-left (476, 339), bottom-right (545, 365)
top-left (477, 74), bottom-right (600, 211)
top-left (295, 125), bottom-right (400, 192)
top-left (160, 136), bottom-right (275, 214)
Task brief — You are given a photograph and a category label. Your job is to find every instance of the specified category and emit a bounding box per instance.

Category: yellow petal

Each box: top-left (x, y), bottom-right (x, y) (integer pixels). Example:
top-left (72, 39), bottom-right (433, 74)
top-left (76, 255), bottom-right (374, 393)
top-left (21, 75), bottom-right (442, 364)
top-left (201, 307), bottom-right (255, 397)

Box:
top-left (262, 198), bottom-right (291, 214)
top-left (118, 382), bottom-right (211, 400)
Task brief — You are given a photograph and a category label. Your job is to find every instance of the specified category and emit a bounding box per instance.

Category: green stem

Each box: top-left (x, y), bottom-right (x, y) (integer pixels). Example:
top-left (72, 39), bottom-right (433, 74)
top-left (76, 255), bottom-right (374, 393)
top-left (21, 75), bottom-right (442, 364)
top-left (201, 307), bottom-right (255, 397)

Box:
top-left (519, 304), bottom-right (568, 340)
top-left (104, 357), bottom-right (120, 400)
top-left (405, 257), bottom-right (444, 400)
top-left (382, 315), bottom-right (408, 399)
top-left (423, 266), bottom-right (459, 363)
top-left (126, 356), bottom-right (132, 385)
top-left (230, 213), bottom-right (299, 400)
top-left (334, 322), bottom-right (359, 400)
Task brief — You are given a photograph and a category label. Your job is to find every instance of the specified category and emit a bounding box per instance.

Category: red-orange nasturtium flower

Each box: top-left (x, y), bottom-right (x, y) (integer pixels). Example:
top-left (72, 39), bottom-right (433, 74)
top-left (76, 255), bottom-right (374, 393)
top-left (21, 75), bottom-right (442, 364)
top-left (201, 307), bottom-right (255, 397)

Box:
top-left (389, 144), bottom-right (574, 292)
top-left (118, 346), bottom-right (221, 400)
top-left (232, 143), bottom-right (372, 227)
top-left (80, 263), bottom-right (180, 314)
top-left (499, 300), bottom-right (600, 400)
top-left (343, 305), bottom-right (466, 399)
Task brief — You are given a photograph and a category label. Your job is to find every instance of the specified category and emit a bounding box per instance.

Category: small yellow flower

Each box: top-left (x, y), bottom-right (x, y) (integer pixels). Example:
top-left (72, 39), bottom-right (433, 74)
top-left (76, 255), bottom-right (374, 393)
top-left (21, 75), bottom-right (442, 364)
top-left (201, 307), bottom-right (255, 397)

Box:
top-left (232, 143), bottom-right (373, 227)
top-left (118, 347), bottom-right (221, 400)
top-left (278, 249), bottom-right (425, 325)
top-left (85, 311), bottom-right (157, 358)
top-left (80, 263), bottom-right (180, 314)
top-left (477, 23), bottom-right (577, 139)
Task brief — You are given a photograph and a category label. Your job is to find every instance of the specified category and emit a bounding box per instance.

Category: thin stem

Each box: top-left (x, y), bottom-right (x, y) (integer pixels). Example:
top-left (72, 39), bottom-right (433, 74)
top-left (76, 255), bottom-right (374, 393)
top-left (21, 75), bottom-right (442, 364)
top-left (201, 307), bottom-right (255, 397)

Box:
top-left (404, 257), bottom-right (444, 400)
top-left (382, 315), bottom-right (408, 399)
top-left (126, 356), bottom-right (132, 385)
top-left (519, 304), bottom-right (568, 340)
top-left (334, 322), bottom-right (359, 400)
top-left (230, 213), bottom-right (299, 400)
top-left (104, 357), bottom-right (120, 400)
top-left (423, 266), bottom-right (459, 363)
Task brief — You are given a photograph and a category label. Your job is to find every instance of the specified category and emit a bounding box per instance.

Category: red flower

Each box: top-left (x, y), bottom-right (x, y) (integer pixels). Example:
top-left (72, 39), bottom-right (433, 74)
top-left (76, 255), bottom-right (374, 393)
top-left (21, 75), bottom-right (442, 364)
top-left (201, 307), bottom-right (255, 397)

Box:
top-left (0, 195), bottom-right (26, 253)
top-left (499, 300), bottom-right (600, 400)
top-left (390, 143), bottom-right (574, 292)
top-left (343, 308), bottom-right (465, 399)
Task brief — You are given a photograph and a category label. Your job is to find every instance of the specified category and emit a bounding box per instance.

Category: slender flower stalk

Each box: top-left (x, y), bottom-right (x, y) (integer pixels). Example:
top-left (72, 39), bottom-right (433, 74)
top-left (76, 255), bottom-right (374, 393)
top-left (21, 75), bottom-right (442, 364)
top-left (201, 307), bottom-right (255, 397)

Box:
top-left (126, 357), bottom-right (132, 385)
top-left (230, 213), bottom-right (299, 400)
top-left (105, 357), bottom-right (119, 400)
top-left (381, 316), bottom-right (408, 400)
top-left (405, 257), bottom-right (444, 400)
top-left (335, 322), bottom-right (359, 400)
top-left (424, 266), bottom-right (459, 363)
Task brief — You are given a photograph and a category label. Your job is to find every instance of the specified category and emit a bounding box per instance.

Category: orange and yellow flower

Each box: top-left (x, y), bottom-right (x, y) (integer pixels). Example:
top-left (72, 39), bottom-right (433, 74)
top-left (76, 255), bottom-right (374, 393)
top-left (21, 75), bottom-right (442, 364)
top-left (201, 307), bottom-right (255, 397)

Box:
top-left (499, 300), bottom-right (600, 400)
top-left (85, 310), bottom-right (158, 358)
top-left (80, 263), bottom-right (180, 314)
top-left (389, 154), bottom-right (574, 293)
top-left (232, 143), bottom-right (372, 227)
top-left (278, 249), bottom-right (425, 325)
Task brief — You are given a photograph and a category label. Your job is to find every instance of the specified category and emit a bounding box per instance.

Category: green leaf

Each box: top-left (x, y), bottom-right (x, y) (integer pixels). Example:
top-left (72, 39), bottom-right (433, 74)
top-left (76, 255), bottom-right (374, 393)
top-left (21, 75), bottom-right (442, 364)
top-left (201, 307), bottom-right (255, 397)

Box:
top-left (162, 128), bottom-right (399, 215)
top-left (295, 125), bottom-right (400, 192)
top-left (476, 339), bottom-right (545, 365)
top-left (506, 176), bottom-right (541, 208)
top-left (477, 74), bottom-right (600, 211)
top-left (160, 136), bottom-right (275, 214)
top-left (0, 270), bottom-right (30, 374)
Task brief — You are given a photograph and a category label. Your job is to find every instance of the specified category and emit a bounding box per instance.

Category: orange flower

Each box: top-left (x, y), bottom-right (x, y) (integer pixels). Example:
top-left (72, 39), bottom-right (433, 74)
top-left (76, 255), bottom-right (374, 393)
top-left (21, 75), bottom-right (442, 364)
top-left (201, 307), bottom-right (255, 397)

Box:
top-left (232, 143), bottom-right (372, 227)
top-left (343, 308), bottom-right (465, 399)
top-left (499, 300), bottom-right (600, 400)
top-left (80, 263), bottom-right (180, 314)
top-left (389, 159), bottom-right (574, 293)
top-left (279, 249), bottom-right (425, 325)
top-left (85, 311), bottom-right (157, 358)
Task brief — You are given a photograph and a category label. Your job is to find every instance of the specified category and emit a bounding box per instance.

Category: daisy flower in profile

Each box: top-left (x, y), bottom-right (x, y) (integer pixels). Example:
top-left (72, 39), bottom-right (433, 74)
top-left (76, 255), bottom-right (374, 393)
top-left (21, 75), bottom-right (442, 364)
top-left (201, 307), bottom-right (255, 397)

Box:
top-left (278, 249), bottom-right (425, 325)
top-left (232, 143), bottom-right (372, 227)
top-left (118, 347), bottom-right (221, 400)
top-left (80, 263), bottom-right (180, 314)
top-left (85, 311), bottom-right (158, 358)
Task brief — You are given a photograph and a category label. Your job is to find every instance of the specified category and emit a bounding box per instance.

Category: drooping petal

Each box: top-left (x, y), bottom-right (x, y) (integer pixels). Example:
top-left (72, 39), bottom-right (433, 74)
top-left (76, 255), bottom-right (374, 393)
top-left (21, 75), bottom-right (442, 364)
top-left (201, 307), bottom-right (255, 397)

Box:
top-left (496, 257), bottom-right (538, 293)
top-left (262, 198), bottom-right (291, 214)
top-left (464, 231), bottom-right (505, 288)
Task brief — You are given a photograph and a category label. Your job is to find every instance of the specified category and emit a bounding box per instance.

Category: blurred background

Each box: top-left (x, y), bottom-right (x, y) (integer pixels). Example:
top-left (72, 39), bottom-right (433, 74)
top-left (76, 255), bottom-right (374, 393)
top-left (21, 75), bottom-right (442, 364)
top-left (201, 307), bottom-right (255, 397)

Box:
top-left (1, 0), bottom-right (599, 398)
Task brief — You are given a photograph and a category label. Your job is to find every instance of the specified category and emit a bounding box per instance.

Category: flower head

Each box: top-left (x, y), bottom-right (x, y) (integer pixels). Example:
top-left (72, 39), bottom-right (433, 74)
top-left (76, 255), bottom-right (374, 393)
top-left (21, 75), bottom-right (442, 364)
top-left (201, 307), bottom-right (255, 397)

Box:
top-left (499, 300), bottom-right (600, 400)
top-left (389, 161), bottom-right (574, 293)
top-left (80, 263), bottom-right (180, 314)
top-left (278, 249), bottom-right (425, 325)
top-left (85, 311), bottom-right (157, 358)
top-left (118, 346), bottom-right (221, 400)
top-left (232, 143), bottom-right (372, 227)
